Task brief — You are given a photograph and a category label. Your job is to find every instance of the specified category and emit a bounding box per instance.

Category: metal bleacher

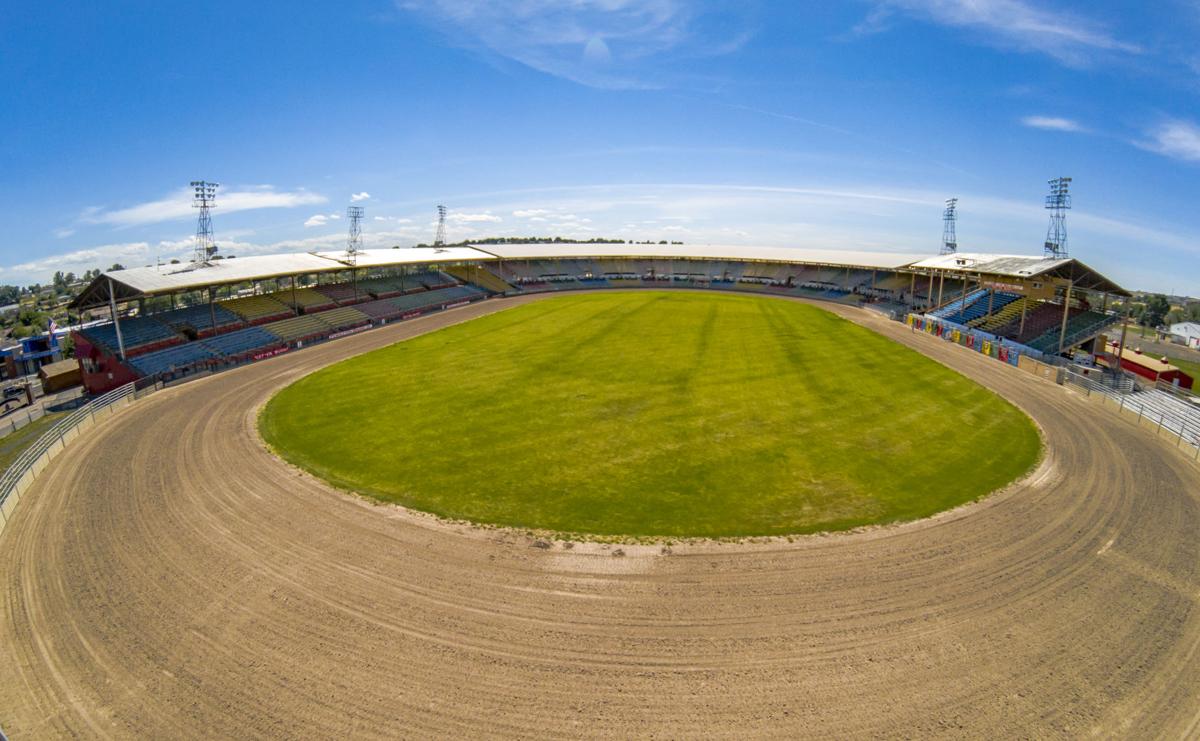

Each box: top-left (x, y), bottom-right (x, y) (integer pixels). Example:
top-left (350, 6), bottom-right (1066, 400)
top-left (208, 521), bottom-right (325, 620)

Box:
top-left (200, 326), bottom-right (279, 358)
top-left (128, 342), bottom-right (217, 376)
top-left (81, 315), bottom-right (181, 357)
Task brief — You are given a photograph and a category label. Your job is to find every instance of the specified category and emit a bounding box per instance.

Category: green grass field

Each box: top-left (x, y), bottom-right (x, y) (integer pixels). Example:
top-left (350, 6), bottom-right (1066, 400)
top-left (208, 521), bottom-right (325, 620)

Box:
top-left (260, 292), bottom-right (1041, 538)
top-left (0, 411), bottom-right (66, 473)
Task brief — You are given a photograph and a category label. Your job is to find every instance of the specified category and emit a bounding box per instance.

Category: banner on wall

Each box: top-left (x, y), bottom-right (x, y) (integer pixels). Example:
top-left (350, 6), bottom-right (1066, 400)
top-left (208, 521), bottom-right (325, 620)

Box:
top-left (982, 340), bottom-right (992, 356)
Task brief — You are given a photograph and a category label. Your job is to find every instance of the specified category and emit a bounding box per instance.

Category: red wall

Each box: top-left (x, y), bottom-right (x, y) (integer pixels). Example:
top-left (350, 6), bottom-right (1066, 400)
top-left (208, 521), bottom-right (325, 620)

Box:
top-left (72, 331), bottom-right (141, 395)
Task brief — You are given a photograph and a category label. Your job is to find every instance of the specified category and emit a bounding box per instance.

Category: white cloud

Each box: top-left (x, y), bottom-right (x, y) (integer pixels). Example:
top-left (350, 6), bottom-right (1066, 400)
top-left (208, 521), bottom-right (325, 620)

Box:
top-left (53, 227), bottom-right (76, 239)
top-left (83, 186), bottom-right (328, 228)
top-left (351, 191), bottom-right (371, 202)
top-left (1021, 115), bottom-right (1086, 133)
top-left (860, 0), bottom-right (1140, 65)
top-left (1136, 119), bottom-right (1200, 162)
top-left (448, 211), bottom-right (501, 223)
top-left (513, 208), bottom-right (552, 217)
top-left (305, 212), bottom-right (345, 227)
top-left (398, 0), bottom-right (753, 89)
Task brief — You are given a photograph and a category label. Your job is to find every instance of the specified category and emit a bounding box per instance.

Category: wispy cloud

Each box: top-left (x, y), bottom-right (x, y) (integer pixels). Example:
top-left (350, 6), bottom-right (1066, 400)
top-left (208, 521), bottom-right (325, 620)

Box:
top-left (350, 191), bottom-right (371, 202)
top-left (1136, 119), bottom-right (1200, 162)
top-left (447, 211), bottom-right (501, 223)
top-left (397, 0), bottom-right (753, 89)
top-left (858, 0), bottom-right (1140, 66)
top-left (304, 212), bottom-right (343, 228)
top-left (1020, 115), bottom-right (1086, 133)
top-left (83, 186), bottom-right (327, 228)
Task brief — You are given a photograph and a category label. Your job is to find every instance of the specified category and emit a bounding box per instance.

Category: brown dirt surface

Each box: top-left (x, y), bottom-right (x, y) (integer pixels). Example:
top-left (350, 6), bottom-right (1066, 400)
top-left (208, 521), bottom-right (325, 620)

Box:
top-left (2, 292), bottom-right (1199, 739)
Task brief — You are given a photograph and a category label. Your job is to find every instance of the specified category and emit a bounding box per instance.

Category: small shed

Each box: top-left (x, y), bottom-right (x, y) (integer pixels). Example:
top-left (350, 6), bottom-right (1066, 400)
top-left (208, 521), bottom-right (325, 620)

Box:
top-left (39, 358), bottom-right (82, 393)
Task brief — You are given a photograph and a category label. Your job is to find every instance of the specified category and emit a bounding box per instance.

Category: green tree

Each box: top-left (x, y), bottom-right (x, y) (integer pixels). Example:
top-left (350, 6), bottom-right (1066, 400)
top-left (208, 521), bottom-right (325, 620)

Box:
top-left (1142, 294), bottom-right (1171, 328)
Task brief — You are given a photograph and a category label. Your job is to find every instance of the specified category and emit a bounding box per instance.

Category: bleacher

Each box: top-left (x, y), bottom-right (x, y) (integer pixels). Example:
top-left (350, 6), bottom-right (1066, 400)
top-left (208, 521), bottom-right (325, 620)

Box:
top-left (1026, 310), bottom-right (1114, 353)
top-left (80, 315), bottom-right (181, 357)
top-left (952, 291), bottom-right (1020, 324)
top-left (200, 326), bottom-right (279, 358)
top-left (221, 294), bottom-right (294, 323)
top-left (388, 284), bottom-right (482, 313)
top-left (314, 282), bottom-right (369, 305)
top-left (262, 314), bottom-right (332, 343)
top-left (128, 342), bottom-right (217, 376)
top-left (972, 296), bottom-right (1030, 332)
top-left (280, 287), bottom-right (337, 313)
top-left (316, 306), bottom-right (370, 331)
top-left (155, 303), bottom-right (242, 334)
top-left (445, 265), bottom-right (514, 294)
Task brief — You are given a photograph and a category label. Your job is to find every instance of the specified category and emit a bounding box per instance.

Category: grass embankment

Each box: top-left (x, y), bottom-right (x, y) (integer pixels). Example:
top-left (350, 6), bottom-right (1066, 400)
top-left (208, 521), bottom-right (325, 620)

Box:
top-left (261, 291), bottom-right (1041, 538)
top-left (0, 412), bottom-right (66, 473)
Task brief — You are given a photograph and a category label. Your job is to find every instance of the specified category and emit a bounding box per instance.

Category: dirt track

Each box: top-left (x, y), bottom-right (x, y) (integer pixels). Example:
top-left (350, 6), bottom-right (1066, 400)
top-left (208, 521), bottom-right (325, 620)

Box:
top-left (2, 292), bottom-right (1199, 739)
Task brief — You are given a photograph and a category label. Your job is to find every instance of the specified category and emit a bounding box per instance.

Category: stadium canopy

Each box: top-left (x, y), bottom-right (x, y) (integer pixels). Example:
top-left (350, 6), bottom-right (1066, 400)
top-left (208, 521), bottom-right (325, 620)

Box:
top-left (68, 242), bottom-right (1128, 310)
top-left (907, 253), bottom-right (1129, 296)
top-left (472, 243), bottom-right (930, 270)
top-left (69, 247), bottom-right (494, 309)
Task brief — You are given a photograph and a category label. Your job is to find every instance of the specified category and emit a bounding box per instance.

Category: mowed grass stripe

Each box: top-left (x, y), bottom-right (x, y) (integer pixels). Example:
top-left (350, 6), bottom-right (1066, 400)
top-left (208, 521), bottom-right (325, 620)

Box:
top-left (260, 292), bottom-right (1041, 537)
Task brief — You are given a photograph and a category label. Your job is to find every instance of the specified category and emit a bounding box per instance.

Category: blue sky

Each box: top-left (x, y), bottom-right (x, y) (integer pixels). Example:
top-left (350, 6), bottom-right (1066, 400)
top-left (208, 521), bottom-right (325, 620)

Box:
top-left (1, 1), bottom-right (1197, 293)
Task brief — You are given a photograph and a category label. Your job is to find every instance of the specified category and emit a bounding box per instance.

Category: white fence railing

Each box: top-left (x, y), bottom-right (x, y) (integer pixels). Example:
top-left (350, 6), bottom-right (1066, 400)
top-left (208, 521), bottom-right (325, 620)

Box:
top-left (0, 380), bottom-right (160, 534)
top-left (1062, 368), bottom-right (1200, 456)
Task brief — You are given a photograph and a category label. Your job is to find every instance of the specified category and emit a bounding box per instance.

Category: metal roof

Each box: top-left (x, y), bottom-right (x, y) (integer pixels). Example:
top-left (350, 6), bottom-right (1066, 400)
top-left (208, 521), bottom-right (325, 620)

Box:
top-left (68, 243), bottom-right (1128, 309)
top-left (907, 252), bottom-right (1128, 296)
top-left (70, 247), bottom-right (496, 309)
top-left (473, 243), bottom-right (928, 270)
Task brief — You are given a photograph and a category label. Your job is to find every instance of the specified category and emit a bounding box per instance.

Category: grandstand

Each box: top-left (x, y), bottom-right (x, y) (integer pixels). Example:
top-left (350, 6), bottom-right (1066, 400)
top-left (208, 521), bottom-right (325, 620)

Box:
top-left (67, 244), bottom-right (1128, 394)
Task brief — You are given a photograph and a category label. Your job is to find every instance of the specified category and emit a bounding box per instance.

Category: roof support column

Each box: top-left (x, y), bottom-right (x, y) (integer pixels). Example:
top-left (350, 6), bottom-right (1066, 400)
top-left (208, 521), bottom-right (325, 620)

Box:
top-left (1019, 297), bottom-right (1028, 337)
top-left (908, 273), bottom-right (915, 311)
top-left (291, 275), bottom-right (298, 313)
top-left (937, 272), bottom-right (945, 308)
top-left (107, 277), bottom-right (126, 361)
top-left (208, 287), bottom-right (216, 332)
top-left (1057, 281), bottom-right (1074, 354)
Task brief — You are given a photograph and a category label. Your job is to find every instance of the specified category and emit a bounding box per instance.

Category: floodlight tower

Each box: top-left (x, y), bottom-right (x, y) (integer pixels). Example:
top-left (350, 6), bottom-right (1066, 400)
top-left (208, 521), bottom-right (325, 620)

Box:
top-left (1044, 177), bottom-right (1072, 258)
top-left (940, 197), bottom-right (958, 255)
top-left (434, 205), bottom-right (447, 249)
top-left (346, 205), bottom-right (364, 265)
top-left (191, 180), bottom-right (219, 265)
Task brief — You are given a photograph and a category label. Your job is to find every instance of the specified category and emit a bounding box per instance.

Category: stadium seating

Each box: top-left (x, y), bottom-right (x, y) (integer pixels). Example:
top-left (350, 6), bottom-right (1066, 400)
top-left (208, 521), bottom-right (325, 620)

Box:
top-left (1026, 310), bottom-right (1114, 353)
top-left (314, 282), bottom-right (368, 305)
top-left (155, 303), bottom-right (242, 334)
top-left (128, 342), bottom-right (217, 376)
top-left (445, 265), bottom-right (515, 294)
top-left (262, 315), bottom-right (332, 343)
top-left (81, 315), bottom-right (181, 357)
top-left (200, 326), bottom-right (279, 358)
top-left (279, 287), bottom-right (337, 312)
top-left (221, 294), bottom-right (294, 323)
top-left (316, 306), bottom-right (370, 330)
top-left (972, 296), bottom-right (1029, 332)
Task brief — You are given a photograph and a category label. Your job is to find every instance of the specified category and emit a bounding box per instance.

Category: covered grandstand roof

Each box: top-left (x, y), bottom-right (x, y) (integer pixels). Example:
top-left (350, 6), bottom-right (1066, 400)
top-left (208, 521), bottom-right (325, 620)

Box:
top-left (68, 242), bottom-right (1129, 310)
top-left (69, 247), bottom-right (494, 309)
top-left (908, 253), bottom-right (1128, 296)
top-left (473, 243), bottom-right (929, 270)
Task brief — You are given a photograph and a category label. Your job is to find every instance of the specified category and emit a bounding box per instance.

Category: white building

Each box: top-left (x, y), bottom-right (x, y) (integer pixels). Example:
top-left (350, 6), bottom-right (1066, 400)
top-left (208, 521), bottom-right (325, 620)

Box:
top-left (1168, 322), bottom-right (1200, 348)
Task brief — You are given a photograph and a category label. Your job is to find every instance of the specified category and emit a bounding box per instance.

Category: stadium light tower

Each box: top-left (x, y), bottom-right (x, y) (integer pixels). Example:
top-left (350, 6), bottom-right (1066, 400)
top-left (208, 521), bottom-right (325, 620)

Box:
top-left (346, 205), bottom-right (364, 265)
top-left (191, 180), bottom-right (219, 265)
top-left (1044, 177), bottom-right (1072, 259)
top-left (434, 205), bottom-right (447, 250)
top-left (940, 197), bottom-right (958, 255)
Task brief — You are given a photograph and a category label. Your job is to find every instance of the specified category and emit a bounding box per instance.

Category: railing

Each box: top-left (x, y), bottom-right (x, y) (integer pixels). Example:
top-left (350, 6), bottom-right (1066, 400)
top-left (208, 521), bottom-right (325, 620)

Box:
top-left (0, 378), bottom-right (161, 534)
top-left (1062, 368), bottom-right (1200, 455)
